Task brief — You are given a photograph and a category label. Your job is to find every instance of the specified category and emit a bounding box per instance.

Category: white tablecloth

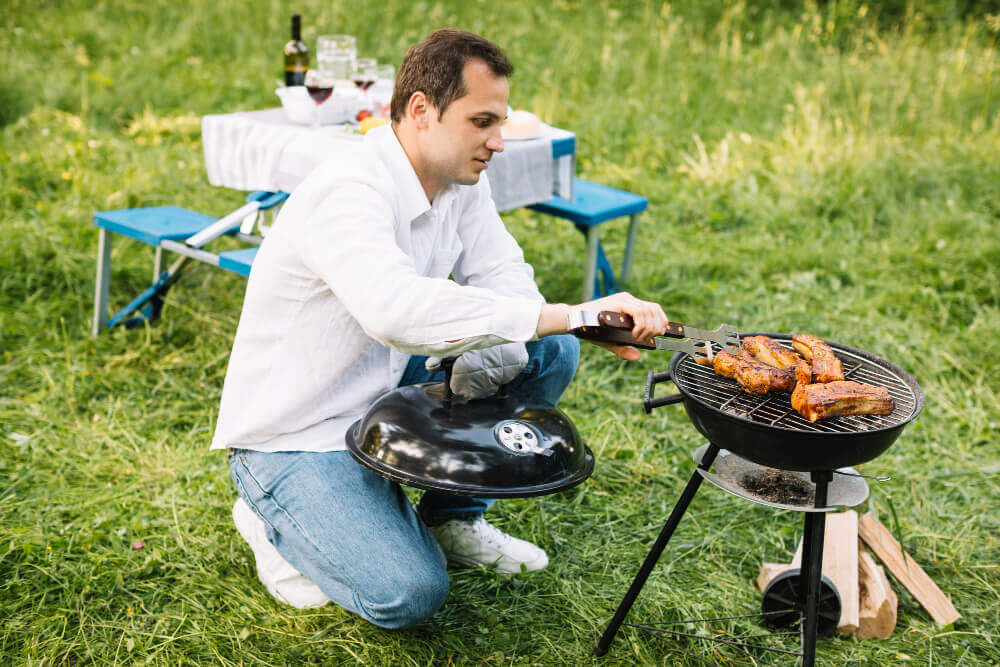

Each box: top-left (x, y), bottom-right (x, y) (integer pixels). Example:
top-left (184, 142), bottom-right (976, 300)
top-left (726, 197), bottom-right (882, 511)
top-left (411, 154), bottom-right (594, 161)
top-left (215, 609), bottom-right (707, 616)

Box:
top-left (201, 108), bottom-right (574, 212)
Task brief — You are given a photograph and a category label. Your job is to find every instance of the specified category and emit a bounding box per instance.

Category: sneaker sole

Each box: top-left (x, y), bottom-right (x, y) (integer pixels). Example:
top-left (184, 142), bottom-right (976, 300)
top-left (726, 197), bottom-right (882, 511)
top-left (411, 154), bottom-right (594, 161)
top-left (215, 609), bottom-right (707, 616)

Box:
top-left (444, 552), bottom-right (548, 574)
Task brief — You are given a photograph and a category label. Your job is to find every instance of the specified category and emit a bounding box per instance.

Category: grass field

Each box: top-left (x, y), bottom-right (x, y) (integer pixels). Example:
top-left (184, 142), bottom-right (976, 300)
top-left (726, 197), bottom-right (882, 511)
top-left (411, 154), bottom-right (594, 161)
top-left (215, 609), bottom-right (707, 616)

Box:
top-left (2, 0), bottom-right (999, 664)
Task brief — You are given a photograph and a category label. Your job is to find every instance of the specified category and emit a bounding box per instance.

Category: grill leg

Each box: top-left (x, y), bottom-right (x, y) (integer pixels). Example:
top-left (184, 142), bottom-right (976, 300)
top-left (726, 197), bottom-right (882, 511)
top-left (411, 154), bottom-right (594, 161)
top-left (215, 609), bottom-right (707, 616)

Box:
top-left (594, 443), bottom-right (720, 657)
top-left (799, 471), bottom-right (832, 667)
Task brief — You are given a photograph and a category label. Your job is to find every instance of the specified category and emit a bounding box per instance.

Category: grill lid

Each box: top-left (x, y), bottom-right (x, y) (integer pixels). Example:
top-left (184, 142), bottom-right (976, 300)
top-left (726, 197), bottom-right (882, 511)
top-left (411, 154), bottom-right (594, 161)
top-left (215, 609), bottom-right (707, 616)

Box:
top-left (346, 383), bottom-right (595, 497)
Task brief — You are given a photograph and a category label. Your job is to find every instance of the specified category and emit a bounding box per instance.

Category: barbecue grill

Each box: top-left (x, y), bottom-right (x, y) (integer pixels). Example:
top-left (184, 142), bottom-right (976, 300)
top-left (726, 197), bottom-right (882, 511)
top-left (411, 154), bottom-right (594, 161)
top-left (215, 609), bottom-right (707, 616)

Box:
top-left (593, 333), bottom-right (923, 666)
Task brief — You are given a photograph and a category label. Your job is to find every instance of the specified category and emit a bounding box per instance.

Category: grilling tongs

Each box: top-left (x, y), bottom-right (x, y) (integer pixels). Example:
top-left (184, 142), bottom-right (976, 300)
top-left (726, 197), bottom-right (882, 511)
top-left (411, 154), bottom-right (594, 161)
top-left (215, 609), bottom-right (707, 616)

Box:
top-left (567, 311), bottom-right (740, 363)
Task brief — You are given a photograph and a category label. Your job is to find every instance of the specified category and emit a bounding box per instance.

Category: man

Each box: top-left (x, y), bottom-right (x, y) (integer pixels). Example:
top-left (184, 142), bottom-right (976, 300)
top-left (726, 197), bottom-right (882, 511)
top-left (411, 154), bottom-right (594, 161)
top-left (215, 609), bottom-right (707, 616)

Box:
top-left (212, 29), bottom-right (667, 628)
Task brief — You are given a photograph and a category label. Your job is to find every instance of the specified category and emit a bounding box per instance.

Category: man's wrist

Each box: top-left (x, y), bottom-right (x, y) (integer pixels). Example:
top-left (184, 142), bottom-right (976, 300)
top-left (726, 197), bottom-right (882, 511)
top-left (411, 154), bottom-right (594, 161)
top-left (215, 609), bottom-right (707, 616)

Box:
top-left (536, 303), bottom-right (573, 338)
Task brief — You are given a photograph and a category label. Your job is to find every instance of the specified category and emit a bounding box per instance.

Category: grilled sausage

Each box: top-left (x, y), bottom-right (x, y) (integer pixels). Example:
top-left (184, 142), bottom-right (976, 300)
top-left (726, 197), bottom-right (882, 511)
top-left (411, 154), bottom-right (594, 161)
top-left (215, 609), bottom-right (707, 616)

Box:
top-left (791, 334), bottom-right (845, 383)
top-left (742, 335), bottom-right (812, 386)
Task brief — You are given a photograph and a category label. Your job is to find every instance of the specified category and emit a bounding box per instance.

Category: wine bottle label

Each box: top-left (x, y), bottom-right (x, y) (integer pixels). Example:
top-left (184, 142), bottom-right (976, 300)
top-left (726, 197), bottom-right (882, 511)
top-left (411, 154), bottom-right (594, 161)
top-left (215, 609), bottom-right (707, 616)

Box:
top-left (285, 64), bottom-right (309, 72)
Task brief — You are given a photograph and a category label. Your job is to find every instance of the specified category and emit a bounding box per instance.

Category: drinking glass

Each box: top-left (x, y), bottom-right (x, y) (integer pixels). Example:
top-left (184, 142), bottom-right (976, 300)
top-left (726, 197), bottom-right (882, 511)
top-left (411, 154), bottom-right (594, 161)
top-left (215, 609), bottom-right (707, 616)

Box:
top-left (352, 58), bottom-right (378, 91)
top-left (317, 34), bottom-right (356, 82)
top-left (304, 69), bottom-right (335, 128)
top-left (371, 64), bottom-right (396, 118)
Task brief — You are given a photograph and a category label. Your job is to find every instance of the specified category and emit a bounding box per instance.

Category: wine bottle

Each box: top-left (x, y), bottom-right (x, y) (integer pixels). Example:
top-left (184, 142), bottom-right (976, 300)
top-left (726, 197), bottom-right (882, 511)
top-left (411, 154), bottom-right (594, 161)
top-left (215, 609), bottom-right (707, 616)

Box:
top-left (284, 14), bottom-right (309, 87)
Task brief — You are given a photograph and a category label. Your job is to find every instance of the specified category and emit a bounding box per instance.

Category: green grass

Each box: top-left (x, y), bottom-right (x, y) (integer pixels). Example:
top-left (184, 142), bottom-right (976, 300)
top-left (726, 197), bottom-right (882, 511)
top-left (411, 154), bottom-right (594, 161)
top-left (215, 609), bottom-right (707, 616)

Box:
top-left (2, 0), bottom-right (1000, 664)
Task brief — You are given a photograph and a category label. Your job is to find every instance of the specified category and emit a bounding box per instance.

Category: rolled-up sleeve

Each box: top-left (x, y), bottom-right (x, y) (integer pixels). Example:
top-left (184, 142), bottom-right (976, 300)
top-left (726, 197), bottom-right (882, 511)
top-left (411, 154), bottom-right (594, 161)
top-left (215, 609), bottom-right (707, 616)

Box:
top-left (293, 178), bottom-right (541, 357)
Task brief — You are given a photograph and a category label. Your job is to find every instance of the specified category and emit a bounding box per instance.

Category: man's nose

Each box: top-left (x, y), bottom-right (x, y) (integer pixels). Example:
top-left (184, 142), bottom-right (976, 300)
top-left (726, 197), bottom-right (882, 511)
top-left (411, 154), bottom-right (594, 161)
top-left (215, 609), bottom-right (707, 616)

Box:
top-left (485, 128), bottom-right (504, 153)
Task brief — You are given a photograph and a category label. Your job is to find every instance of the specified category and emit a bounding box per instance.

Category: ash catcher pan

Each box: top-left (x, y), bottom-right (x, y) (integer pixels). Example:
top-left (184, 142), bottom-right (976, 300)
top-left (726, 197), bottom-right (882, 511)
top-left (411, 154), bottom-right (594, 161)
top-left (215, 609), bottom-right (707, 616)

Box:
top-left (346, 381), bottom-right (594, 498)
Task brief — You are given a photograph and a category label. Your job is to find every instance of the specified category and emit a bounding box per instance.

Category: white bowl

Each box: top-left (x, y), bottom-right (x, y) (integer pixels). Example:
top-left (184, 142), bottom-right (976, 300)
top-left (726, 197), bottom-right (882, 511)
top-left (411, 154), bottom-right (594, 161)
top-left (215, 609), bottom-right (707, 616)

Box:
top-left (276, 86), bottom-right (367, 125)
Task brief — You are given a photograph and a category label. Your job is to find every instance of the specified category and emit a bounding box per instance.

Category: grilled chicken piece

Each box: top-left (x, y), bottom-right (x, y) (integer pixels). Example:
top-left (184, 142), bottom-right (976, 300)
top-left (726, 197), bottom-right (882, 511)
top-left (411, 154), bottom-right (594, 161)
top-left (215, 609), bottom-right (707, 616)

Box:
top-left (713, 350), bottom-right (739, 378)
top-left (711, 350), bottom-right (795, 394)
top-left (791, 381), bottom-right (894, 422)
top-left (734, 352), bottom-right (796, 395)
top-left (791, 334), bottom-right (845, 383)
top-left (742, 335), bottom-right (812, 386)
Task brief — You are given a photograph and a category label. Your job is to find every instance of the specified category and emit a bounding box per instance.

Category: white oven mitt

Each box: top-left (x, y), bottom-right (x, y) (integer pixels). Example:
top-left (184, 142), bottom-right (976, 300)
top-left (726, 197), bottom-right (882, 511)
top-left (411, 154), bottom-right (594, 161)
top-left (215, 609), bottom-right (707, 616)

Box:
top-left (425, 343), bottom-right (529, 399)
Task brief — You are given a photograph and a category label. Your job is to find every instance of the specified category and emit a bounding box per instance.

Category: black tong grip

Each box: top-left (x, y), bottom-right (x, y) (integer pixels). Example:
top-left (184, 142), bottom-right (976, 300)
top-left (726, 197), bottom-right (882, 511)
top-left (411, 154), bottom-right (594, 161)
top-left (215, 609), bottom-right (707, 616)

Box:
top-left (571, 311), bottom-right (666, 349)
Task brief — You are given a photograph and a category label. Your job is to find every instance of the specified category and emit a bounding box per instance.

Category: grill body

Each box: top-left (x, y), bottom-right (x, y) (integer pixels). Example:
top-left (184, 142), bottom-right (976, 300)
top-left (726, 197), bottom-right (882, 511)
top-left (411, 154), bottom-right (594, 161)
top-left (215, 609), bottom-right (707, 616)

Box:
top-left (666, 333), bottom-right (924, 471)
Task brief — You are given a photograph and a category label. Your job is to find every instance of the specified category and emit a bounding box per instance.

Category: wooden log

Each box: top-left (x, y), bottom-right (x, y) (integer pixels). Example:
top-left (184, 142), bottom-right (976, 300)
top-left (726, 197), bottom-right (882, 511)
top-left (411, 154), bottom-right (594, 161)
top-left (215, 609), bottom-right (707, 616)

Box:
top-left (858, 512), bottom-right (960, 627)
top-left (857, 546), bottom-right (898, 639)
top-left (758, 511), bottom-right (860, 636)
top-left (816, 511), bottom-right (859, 636)
top-left (756, 562), bottom-right (793, 592)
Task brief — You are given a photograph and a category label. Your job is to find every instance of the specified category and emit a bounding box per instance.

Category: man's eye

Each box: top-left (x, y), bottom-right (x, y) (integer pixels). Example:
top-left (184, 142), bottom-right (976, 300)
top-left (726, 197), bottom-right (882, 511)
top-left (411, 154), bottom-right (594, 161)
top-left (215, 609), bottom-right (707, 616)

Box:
top-left (474, 118), bottom-right (491, 128)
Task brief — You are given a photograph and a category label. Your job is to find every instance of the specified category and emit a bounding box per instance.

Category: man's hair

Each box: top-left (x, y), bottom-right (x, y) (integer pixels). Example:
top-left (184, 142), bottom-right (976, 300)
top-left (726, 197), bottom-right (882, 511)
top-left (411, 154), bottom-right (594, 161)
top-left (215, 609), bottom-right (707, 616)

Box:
top-left (391, 29), bottom-right (513, 124)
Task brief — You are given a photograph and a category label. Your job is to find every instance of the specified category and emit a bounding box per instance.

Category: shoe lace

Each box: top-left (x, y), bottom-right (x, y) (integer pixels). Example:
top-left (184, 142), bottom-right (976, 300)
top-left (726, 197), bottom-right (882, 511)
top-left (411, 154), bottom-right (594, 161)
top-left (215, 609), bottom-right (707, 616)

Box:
top-left (469, 517), bottom-right (511, 548)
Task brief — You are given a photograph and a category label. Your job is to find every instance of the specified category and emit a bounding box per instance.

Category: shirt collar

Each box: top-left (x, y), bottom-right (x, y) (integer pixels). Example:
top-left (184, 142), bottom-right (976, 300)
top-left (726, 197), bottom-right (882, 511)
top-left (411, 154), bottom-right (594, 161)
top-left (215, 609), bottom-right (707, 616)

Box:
top-left (366, 124), bottom-right (459, 223)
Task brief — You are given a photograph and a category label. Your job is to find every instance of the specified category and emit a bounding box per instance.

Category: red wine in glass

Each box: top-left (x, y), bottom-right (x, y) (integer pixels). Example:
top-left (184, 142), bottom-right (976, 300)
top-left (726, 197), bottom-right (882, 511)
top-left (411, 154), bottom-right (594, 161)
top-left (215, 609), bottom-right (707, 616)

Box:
top-left (307, 85), bottom-right (333, 104)
top-left (353, 78), bottom-right (375, 91)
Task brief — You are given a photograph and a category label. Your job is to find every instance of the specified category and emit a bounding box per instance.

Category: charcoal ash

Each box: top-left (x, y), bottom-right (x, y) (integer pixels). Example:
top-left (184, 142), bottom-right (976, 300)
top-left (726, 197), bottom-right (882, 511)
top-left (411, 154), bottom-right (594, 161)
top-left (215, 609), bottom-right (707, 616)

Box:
top-left (739, 469), bottom-right (814, 505)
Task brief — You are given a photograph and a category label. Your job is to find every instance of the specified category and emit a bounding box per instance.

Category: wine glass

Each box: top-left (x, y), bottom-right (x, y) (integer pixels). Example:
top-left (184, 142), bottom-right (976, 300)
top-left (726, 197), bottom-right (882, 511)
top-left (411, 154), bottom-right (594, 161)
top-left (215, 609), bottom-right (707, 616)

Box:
top-left (304, 69), bottom-right (335, 128)
top-left (372, 64), bottom-right (395, 118)
top-left (352, 58), bottom-right (378, 113)
top-left (352, 58), bottom-right (378, 91)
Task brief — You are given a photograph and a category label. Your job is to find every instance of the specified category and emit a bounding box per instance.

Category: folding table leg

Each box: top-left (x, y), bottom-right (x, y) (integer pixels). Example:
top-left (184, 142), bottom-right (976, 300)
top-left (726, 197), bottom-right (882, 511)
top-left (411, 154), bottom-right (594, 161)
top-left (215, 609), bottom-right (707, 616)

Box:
top-left (621, 213), bottom-right (641, 284)
top-left (583, 226), bottom-right (600, 302)
top-left (92, 228), bottom-right (112, 337)
top-left (153, 246), bottom-right (164, 283)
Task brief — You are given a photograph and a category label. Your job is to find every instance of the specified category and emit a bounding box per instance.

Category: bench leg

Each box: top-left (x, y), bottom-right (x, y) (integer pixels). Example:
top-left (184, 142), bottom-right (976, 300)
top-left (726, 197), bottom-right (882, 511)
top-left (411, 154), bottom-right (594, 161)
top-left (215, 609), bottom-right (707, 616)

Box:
top-left (92, 228), bottom-right (112, 337)
top-left (152, 246), bottom-right (165, 284)
top-left (621, 213), bottom-right (640, 284)
top-left (583, 226), bottom-right (600, 302)
top-left (153, 246), bottom-right (164, 283)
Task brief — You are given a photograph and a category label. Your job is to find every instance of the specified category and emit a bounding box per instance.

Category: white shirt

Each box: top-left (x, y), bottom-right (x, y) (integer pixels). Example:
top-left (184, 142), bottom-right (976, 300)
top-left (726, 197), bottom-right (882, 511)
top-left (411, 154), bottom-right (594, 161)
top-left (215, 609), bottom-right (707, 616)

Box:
top-left (211, 124), bottom-right (545, 452)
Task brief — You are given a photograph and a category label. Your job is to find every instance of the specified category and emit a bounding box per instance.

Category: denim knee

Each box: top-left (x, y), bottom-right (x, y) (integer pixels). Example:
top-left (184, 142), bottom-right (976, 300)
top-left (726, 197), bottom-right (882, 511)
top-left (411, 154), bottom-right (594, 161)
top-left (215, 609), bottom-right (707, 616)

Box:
top-left (356, 564), bottom-right (450, 629)
top-left (535, 334), bottom-right (580, 387)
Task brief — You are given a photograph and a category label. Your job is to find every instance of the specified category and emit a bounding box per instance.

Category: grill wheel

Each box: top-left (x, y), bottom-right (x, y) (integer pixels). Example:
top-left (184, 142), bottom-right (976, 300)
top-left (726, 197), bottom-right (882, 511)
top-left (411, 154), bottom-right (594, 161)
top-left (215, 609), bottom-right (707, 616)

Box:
top-left (762, 568), bottom-right (841, 637)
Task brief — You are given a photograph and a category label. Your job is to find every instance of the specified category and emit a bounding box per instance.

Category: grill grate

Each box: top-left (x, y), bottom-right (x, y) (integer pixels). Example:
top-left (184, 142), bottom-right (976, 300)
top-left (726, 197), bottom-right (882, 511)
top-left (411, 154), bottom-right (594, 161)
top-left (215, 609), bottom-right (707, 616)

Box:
top-left (672, 336), bottom-right (919, 434)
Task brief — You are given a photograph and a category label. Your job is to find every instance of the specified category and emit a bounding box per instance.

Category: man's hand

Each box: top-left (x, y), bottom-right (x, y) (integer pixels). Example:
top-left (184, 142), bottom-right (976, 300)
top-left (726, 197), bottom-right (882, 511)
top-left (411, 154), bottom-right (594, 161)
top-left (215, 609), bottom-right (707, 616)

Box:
top-left (536, 292), bottom-right (668, 361)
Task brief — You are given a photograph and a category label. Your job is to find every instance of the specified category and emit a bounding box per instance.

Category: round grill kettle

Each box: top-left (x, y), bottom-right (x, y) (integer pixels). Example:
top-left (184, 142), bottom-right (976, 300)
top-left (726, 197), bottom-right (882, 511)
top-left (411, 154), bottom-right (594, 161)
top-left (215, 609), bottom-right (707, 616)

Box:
top-left (346, 358), bottom-right (594, 497)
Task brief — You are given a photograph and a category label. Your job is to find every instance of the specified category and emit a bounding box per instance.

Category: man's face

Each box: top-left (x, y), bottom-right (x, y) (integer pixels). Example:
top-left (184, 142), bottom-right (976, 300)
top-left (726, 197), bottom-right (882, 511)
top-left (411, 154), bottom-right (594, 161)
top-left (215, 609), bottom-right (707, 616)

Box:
top-left (422, 58), bottom-right (508, 188)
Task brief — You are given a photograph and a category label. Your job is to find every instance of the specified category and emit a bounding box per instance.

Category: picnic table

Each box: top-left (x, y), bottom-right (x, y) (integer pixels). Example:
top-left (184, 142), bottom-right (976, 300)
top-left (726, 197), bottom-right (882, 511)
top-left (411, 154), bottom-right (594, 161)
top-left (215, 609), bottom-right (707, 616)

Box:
top-left (92, 108), bottom-right (646, 335)
top-left (200, 108), bottom-right (577, 211)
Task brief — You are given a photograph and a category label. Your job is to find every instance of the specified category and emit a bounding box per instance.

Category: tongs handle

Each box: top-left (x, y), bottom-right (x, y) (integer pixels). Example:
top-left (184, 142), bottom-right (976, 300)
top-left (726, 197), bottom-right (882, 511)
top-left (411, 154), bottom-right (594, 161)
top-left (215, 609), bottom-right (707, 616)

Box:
top-left (596, 311), bottom-right (686, 339)
top-left (570, 311), bottom-right (657, 349)
top-left (571, 311), bottom-right (683, 349)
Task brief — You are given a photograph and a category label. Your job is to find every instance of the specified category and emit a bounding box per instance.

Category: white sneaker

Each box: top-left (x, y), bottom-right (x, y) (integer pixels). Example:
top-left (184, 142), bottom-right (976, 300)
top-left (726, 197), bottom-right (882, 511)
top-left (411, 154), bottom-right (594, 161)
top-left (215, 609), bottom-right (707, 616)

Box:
top-left (429, 517), bottom-right (548, 574)
top-left (232, 498), bottom-right (331, 609)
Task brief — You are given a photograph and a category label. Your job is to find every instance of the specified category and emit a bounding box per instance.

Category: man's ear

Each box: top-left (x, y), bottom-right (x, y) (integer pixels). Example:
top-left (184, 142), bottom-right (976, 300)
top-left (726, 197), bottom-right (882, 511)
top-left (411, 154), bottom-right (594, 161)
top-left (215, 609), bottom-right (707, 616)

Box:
top-left (407, 91), bottom-right (431, 129)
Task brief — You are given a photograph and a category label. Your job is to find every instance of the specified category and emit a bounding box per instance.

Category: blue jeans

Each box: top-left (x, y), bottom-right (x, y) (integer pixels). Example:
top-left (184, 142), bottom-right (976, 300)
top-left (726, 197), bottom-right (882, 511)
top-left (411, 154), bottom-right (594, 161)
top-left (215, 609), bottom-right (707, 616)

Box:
top-left (229, 335), bottom-right (579, 628)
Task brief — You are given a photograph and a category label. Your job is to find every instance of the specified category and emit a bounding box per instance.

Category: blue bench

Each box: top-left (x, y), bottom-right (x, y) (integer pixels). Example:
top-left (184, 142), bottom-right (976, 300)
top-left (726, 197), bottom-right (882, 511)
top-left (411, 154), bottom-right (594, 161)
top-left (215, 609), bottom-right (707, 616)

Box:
top-left (92, 191), bottom-right (284, 335)
top-left (529, 178), bottom-right (648, 301)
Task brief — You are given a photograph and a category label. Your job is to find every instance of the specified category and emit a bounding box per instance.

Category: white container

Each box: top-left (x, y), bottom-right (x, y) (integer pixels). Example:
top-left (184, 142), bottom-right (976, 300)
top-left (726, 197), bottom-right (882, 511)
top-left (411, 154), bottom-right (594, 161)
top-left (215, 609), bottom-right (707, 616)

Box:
top-left (276, 86), bottom-right (367, 125)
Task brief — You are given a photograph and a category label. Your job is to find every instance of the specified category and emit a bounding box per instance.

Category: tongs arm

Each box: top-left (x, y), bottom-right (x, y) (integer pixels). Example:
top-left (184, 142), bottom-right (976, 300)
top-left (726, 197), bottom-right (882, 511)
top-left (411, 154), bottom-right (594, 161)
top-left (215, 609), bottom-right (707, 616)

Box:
top-left (566, 311), bottom-right (739, 361)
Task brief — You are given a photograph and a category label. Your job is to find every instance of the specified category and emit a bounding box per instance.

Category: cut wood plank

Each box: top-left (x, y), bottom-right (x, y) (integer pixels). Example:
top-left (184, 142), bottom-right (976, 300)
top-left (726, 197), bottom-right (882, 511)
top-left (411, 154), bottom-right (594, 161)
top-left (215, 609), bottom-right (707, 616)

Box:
top-left (858, 512), bottom-right (960, 627)
top-left (759, 511), bottom-right (860, 636)
top-left (756, 562), bottom-right (794, 592)
top-left (857, 546), bottom-right (897, 639)
top-left (823, 511), bottom-right (860, 636)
